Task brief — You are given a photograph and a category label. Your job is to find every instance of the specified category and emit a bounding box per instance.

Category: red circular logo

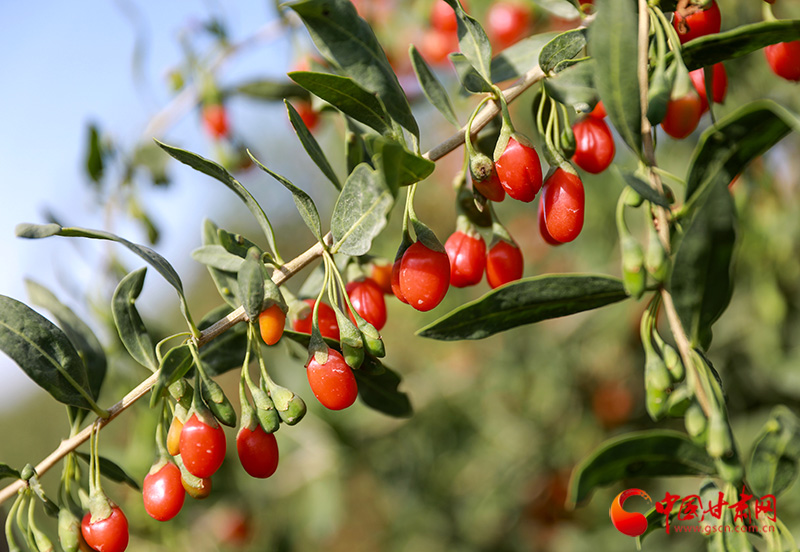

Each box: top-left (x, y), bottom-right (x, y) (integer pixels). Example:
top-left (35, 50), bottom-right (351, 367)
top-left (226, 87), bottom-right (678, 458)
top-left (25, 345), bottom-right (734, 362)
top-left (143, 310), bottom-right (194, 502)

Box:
top-left (609, 488), bottom-right (652, 537)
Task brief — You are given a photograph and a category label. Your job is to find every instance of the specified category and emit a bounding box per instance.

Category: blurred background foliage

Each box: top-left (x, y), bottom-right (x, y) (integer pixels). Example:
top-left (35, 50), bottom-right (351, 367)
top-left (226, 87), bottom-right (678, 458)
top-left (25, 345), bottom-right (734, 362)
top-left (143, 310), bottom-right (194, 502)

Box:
top-left (2, 0), bottom-right (800, 550)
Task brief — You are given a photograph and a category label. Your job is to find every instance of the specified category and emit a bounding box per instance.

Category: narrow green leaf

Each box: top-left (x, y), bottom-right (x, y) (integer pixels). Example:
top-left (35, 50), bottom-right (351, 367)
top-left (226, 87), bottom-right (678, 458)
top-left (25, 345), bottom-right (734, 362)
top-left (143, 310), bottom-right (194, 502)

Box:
top-left (675, 20), bottom-right (800, 71)
top-left (0, 295), bottom-right (94, 410)
top-left (345, 117), bottom-right (368, 174)
top-left (364, 135), bottom-right (435, 190)
top-left (568, 430), bottom-right (716, 507)
top-left (202, 220), bottom-right (240, 309)
top-left (616, 168), bottom-right (671, 208)
top-left (217, 228), bottom-right (262, 260)
top-left (111, 269), bottom-right (158, 371)
top-left (685, 100), bottom-right (800, 207)
top-left (191, 245), bottom-right (245, 273)
top-left (589, 0), bottom-right (641, 154)
top-left (20, 222), bottom-right (195, 331)
top-left (238, 251), bottom-right (265, 322)
top-left (748, 407), bottom-right (800, 498)
top-left (354, 362), bottom-right (412, 418)
top-left (491, 32), bottom-right (557, 83)
top-left (285, 100), bottom-right (341, 190)
top-left (75, 452), bottom-right (139, 490)
top-left (670, 184), bottom-right (736, 348)
top-left (288, 0), bottom-right (419, 138)
top-left (26, 280), bottom-right (107, 405)
top-left (85, 123), bottom-right (104, 184)
top-left (15, 223), bottom-right (62, 239)
top-left (450, 53), bottom-right (494, 94)
top-left (409, 45), bottom-right (459, 127)
top-left (0, 463), bottom-right (21, 482)
top-left (418, 274), bottom-right (628, 341)
top-left (249, 152), bottom-right (323, 241)
top-left (226, 79), bottom-right (309, 101)
top-left (288, 71), bottom-right (392, 135)
top-left (539, 29), bottom-right (586, 75)
top-left (442, 0), bottom-right (493, 82)
top-left (64, 226), bottom-right (183, 291)
top-left (151, 344), bottom-right (194, 407)
top-left (535, 0), bottom-right (580, 19)
top-left (330, 163), bottom-right (395, 256)
top-left (543, 58), bottom-right (598, 114)
top-left (155, 140), bottom-right (280, 263)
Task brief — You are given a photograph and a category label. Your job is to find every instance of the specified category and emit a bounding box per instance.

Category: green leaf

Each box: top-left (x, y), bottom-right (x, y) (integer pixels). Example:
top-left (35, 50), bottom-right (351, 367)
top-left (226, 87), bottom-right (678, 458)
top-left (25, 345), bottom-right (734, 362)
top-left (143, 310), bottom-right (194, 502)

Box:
top-left (25, 280), bottom-right (106, 398)
top-left (0, 295), bottom-right (95, 410)
top-left (285, 100), bottom-right (341, 190)
top-left (238, 251), bottom-right (265, 322)
top-left (589, 0), bottom-right (641, 154)
top-left (15, 223), bottom-right (62, 239)
top-left (539, 29), bottom-right (586, 75)
top-left (202, 220), bottom-right (241, 309)
top-left (18, 222), bottom-right (195, 331)
top-left (568, 430), bottom-right (716, 507)
top-left (354, 362), bottom-right (412, 418)
top-left (150, 344), bottom-right (194, 407)
top-left (409, 45), bottom-right (459, 127)
top-left (75, 452), bottom-right (139, 490)
top-left (111, 269), bottom-right (158, 371)
top-left (26, 280), bottom-right (107, 420)
top-left (748, 407), bottom-right (800, 498)
top-left (535, 0), bottom-right (580, 19)
top-left (442, 0), bottom-right (493, 83)
top-left (288, 0), bottom-right (418, 138)
top-left (155, 140), bottom-right (280, 264)
top-left (85, 123), bottom-right (104, 185)
top-left (191, 245), bottom-right (245, 272)
top-left (345, 117), bottom-right (368, 174)
top-left (491, 32), bottom-right (558, 83)
top-left (364, 135), bottom-right (435, 190)
top-left (675, 20), bottom-right (800, 71)
top-left (616, 168), bottom-right (671, 208)
top-left (685, 100), bottom-right (800, 207)
top-left (330, 163), bottom-right (395, 256)
top-left (670, 184), bottom-right (736, 348)
top-left (289, 71), bottom-right (392, 135)
top-left (418, 274), bottom-right (628, 341)
top-left (543, 58), bottom-right (598, 114)
top-left (226, 79), bottom-right (309, 101)
top-left (249, 152), bottom-right (323, 241)
top-left (0, 463), bottom-right (21, 482)
top-left (450, 53), bottom-right (495, 94)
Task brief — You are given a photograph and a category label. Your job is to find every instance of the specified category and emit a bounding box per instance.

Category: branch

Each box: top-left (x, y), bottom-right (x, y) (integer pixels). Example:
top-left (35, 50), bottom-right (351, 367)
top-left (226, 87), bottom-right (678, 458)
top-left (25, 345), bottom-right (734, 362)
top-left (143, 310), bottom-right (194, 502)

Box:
top-left (0, 64), bottom-right (545, 507)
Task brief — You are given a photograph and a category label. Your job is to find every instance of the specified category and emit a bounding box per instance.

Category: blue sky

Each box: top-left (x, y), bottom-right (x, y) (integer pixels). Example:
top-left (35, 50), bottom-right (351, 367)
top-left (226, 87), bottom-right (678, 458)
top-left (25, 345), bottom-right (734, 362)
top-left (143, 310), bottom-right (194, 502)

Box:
top-left (0, 2), bottom-right (309, 410)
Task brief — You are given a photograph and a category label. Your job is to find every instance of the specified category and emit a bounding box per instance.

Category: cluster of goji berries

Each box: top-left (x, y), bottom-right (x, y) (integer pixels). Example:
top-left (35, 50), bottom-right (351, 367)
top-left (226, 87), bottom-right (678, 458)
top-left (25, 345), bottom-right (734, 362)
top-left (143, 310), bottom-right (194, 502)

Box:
top-left (135, 277), bottom-right (386, 533)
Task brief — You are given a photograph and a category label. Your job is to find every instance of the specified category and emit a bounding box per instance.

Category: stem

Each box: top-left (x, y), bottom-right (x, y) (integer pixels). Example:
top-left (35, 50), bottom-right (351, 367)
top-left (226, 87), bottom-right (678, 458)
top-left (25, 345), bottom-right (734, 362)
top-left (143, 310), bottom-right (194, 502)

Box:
top-left (0, 66), bottom-right (547, 508)
top-left (464, 96), bottom-right (493, 160)
top-left (637, 0), bottom-right (711, 417)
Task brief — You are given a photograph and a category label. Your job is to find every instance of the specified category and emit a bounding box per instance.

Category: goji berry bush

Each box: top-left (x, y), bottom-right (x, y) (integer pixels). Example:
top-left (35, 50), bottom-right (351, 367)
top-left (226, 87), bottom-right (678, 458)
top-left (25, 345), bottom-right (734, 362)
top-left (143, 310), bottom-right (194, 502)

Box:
top-left (2, 0), bottom-right (800, 550)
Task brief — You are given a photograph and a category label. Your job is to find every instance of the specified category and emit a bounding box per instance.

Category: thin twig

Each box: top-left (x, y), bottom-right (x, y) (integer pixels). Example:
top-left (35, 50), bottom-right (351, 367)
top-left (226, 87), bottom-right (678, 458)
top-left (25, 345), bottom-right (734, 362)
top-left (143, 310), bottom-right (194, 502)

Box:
top-left (424, 66), bottom-right (546, 162)
top-left (0, 64), bottom-right (545, 507)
